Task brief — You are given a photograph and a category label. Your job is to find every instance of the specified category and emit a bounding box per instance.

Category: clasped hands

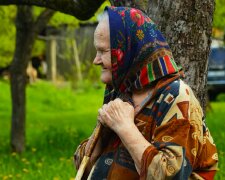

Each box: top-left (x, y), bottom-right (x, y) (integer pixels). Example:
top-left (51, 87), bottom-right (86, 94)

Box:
top-left (98, 98), bottom-right (135, 133)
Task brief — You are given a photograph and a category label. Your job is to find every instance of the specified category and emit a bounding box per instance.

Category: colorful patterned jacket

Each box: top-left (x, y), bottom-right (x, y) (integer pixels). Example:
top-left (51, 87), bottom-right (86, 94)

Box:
top-left (74, 79), bottom-right (218, 180)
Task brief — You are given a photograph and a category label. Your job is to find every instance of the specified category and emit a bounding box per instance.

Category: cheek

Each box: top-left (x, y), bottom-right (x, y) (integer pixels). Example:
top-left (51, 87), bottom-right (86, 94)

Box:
top-left (107, 54), bottom-right (112, 68)
top-left (103, 54), bottom-right (112, 69)
top-left (106, 61), bottom-right (112, 69)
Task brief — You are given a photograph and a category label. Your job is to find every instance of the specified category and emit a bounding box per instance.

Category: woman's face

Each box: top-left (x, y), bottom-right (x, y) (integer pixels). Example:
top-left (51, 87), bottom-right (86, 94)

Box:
top-left (93, 20), bottom-right (112, 85)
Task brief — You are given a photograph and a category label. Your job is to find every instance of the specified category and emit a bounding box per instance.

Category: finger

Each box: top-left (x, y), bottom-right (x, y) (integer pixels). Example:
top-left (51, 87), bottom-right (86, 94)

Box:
top-left (97, 113), bottom-right (101, 120)
top-left (107, 101), bottom-right (116, 109)
top-left (98, 108), bottom-right (107, 118)
top-left (115, 98), bottom-right (125, 107)
top-left (98, 108), bottom-right (102, 115)
top-left (98, 119), bottom-right (106, 127)
top-left (98, 117), bottom-right (106, 127)
top-left (102, 104), bottom-right (108, 111)
top-left (115, 98), bottom-right (122, 102)
top-left (98, 108), bottom-right (103, 116)
top-left (112, 98), bottom-right (124, 109)
top-left (97, 109), bottom-right (103, 120)
top-left (124, 101), bottom-right (133, 107)
top-left (108, 101), bottom-right (113, 106)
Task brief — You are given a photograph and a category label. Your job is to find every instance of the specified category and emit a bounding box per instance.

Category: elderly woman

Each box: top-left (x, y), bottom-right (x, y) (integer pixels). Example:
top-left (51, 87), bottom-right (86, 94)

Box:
top-left (74, 6), bottom-right (218, 180)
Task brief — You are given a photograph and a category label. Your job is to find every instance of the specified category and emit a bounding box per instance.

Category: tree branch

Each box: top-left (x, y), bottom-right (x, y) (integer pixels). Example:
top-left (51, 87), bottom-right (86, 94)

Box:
top-left (109, 0), bottom-right (148, 12)
top-left (0, 0), bottom-right (105, 20)
top-left (34, 8), bottom-right (55, 33)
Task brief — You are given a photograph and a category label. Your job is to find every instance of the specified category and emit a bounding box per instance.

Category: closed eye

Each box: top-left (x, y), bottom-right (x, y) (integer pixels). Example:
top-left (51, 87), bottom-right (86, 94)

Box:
top-left (96, 49), bottom-right (110, 56)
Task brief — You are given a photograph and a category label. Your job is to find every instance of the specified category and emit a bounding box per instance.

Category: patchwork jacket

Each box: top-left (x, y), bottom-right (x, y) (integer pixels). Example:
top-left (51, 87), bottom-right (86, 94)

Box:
top-left (74, 79), bottom-right (218, 180)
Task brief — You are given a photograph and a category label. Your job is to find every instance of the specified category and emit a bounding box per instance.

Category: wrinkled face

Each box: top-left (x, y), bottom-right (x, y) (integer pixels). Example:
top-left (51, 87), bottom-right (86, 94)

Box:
top-left (93, 20), bottom-right (112, 85)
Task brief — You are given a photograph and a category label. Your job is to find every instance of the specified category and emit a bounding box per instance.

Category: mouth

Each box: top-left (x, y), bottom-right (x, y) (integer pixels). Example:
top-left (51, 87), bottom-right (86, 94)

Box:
top-left (102, 67), bottom-right (108, 71)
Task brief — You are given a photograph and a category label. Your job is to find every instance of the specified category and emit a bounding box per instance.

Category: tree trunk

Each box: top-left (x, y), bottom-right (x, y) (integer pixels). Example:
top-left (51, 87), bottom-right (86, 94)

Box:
top-left (10, 6), bottom-right (35, 153)
top-left (10, 6), bottom-right (54, 153)
top-left (110, 0), bottom-right (214, 112)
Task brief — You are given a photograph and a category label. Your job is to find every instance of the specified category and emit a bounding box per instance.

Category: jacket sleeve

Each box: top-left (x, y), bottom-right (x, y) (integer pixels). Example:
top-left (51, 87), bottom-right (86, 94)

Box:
top-left (74, 139), bottom-right (88, 170)
top-left (140, 80), bottom-right (218, 180)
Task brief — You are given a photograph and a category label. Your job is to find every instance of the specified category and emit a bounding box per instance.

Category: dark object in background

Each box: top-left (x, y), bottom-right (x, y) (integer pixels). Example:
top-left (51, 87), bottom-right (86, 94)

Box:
top-left (0, 54), bottom-right (47, 81)
top-left (31, 55), bottom-right (47, 79)
top-left (208, 47), bottom-right (225, 100)
top-left (0, 65), bottom-right (10, 79)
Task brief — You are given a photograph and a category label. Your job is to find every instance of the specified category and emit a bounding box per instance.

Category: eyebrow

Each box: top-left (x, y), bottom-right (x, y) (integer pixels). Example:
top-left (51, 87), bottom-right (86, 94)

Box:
top-left (94, 43), bottom-right (109, 51)
top-left (96, 46), bottom-right (106, 51)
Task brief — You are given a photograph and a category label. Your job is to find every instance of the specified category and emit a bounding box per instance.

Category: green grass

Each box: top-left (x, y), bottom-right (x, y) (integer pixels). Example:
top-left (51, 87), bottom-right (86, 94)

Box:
top-left (0, 80), bottom-right (224, 179)
top-left (0, 80), bottom-right (105, 180)
top-left (206, 102), bottom-right (225, 180)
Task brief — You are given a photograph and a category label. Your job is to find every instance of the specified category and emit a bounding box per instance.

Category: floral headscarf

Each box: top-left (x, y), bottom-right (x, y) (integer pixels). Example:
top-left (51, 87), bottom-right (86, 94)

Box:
top-left (103, 6), bottom-right (179, 104)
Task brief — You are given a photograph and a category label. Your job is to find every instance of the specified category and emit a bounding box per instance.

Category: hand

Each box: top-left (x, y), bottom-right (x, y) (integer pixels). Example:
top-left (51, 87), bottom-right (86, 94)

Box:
top-left (98, 98), bottom-right (135, 133)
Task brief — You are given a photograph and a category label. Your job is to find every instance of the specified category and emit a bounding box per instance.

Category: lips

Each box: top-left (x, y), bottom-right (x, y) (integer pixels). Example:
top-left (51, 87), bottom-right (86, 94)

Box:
top-left (102, 66), bottom-right (110, 71)
top-left (102, 68), bottom-right (108, 71)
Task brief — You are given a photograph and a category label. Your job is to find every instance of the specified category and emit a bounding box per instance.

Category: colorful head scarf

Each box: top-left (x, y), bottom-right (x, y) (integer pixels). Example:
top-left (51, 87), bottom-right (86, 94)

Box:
top-left (103, 6), bottom-right (179, 104)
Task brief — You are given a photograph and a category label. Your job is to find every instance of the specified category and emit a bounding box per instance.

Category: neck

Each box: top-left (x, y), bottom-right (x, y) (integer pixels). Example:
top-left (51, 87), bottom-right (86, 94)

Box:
top-left (132, 88), bottom-right (153, 110)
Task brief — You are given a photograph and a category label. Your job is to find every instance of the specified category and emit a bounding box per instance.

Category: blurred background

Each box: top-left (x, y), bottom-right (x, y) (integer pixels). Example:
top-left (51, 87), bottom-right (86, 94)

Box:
top-left (0, 0), bottom-right (225, 179)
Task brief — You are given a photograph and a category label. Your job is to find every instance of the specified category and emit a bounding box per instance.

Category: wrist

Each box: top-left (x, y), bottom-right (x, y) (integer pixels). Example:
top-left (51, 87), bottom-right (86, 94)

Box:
top-left (114, 121), bottom-right (137, 137)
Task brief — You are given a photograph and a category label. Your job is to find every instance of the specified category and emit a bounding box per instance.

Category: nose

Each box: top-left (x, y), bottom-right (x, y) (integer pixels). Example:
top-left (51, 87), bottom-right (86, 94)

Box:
top-left (93, 54), bottom-right (102, 65)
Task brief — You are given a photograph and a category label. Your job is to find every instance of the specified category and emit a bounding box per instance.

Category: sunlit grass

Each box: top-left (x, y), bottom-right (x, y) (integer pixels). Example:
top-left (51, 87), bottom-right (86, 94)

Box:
top-left (0, 80), bottom-right (104, 179)
top-left (206, 101), bottom-right (225, 179)
top-left (0, 80), bottom-right (224, 179)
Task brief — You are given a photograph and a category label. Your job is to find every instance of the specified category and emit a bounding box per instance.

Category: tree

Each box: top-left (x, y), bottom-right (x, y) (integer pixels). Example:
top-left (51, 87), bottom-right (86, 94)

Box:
top-left (10, 6), bottom-right (55, 152)
top-left (110, 0), bottom-right (214, 111)
top-left (0, 1), bottom-right (108, 153)
top-left (0, 0), bottom-right (105, 20)
top-left (0, 6), bottom-right (16, 66)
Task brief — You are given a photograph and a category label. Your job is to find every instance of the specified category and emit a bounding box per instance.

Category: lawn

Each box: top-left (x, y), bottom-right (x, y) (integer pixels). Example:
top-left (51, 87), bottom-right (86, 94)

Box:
top-left (0, 80), bottom-right (104, 180)
top-left (0, 80), bottom-right (224, 179)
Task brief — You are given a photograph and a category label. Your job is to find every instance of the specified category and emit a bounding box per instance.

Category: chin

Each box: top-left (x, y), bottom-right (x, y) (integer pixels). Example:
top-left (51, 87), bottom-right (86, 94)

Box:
top-left (101, 73), bottom-right (112, 85)
top-left (101, 77), bottom-right (112, 85)
top-left (101, 79), bottom-right (112, 85)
